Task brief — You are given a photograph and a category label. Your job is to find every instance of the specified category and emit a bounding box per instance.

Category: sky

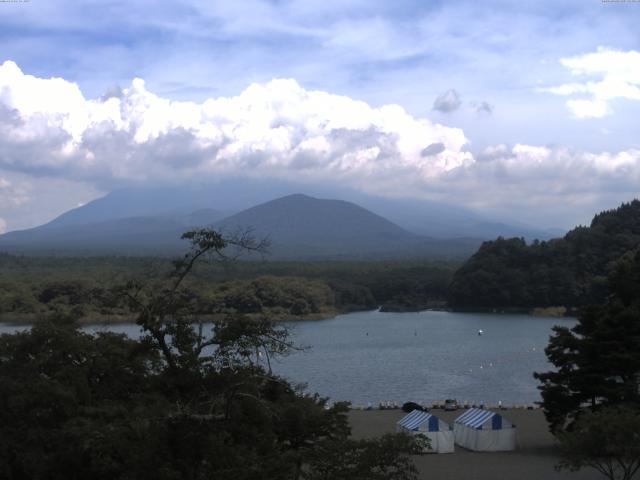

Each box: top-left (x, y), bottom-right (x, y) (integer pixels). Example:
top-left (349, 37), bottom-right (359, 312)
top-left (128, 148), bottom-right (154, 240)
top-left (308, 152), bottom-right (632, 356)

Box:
top-left (0, 0), bottom-right (639, 233)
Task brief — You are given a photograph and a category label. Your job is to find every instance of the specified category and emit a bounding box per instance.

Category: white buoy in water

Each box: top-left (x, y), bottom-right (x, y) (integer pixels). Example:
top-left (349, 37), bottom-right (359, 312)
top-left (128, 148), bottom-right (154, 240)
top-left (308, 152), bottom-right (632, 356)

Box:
top-left (478, 329), bottom-right (484, 336)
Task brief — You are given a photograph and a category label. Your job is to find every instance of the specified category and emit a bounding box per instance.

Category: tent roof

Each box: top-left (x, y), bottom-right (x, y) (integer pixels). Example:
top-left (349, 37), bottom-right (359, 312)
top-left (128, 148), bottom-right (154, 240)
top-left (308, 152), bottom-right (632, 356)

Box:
top-left (454, 408), bottom-right (508, 429)
top-left (397, 410), bottom-right (445, 431)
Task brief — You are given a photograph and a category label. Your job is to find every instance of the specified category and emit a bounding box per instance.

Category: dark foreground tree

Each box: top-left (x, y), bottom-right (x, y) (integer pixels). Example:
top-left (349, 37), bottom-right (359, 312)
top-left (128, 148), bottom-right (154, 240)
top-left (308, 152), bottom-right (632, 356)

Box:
top-left (556, 407), bottom-right (640, 480)
top-left (0, 229), bottom-right (421, 480)
top-left (534, 250), bottom-right (640, 433)
top-left (535, 250), bottom-right (640, 479)
top-left (304, 434), bottom-right (426, 480)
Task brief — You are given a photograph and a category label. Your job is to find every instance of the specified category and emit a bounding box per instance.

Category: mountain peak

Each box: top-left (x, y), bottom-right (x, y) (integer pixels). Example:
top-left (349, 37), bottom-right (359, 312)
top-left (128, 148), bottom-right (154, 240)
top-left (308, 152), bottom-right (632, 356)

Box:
top-left (0, 189), bottom-right (481, 259)
top-left (279, 193), bottom-right (314, 201)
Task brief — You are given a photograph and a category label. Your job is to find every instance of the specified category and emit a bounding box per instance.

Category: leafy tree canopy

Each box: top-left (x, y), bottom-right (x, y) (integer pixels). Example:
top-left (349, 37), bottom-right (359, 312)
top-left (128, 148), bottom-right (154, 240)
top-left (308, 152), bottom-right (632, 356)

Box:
top-left (556, 407), bottom-right (640, 480)
top-left (0, 229), bottom-right (422, 480)
top-left (450, 200), bottom-right (640, 310)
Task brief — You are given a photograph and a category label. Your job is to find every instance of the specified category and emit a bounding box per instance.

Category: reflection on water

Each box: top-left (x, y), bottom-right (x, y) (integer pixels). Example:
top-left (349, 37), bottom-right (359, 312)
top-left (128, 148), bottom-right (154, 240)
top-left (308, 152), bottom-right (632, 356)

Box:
top-left (0, 310), bottom-right (572, 405)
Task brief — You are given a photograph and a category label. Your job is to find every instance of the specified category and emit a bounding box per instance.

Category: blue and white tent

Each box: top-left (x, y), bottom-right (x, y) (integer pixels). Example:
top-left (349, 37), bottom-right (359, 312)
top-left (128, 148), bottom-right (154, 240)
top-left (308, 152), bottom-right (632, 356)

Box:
top-left (453, 408), bottom-right (516, 451)
top-left (396, 410), bottom-right (454, 453)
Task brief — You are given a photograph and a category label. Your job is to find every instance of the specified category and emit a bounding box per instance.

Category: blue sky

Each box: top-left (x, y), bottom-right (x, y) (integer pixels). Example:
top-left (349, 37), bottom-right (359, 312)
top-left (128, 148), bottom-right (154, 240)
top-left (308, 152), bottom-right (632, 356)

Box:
top-left (0, 0), bottom-right (639, 232)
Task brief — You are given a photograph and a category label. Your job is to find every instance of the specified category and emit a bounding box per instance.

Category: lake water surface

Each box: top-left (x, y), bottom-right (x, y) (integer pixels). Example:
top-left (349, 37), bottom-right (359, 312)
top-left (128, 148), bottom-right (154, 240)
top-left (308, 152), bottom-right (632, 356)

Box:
top-left (0, 310), bottom-right (573, 406)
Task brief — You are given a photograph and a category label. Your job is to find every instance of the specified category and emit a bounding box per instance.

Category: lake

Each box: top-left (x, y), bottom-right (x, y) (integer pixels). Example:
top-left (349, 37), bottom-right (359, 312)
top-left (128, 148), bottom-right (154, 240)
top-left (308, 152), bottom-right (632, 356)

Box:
top-left (0, 310), bottom-right (572, 406)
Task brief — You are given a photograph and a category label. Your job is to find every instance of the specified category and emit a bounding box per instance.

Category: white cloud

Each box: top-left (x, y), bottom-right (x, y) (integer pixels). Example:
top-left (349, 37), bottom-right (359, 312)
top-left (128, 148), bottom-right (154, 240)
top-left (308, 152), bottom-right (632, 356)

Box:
top-left (0, 217), bottom-right (6, 234)
top-left (545, 47), bottom-right (640, 118)
top-left (1, 61), bottom-right (640, 230)
top-left (565, 99), bottom-right (609, 119)
top-left (431, 144), bottom-right (640, 227)
top-left (0, 61), bottom-right (472, 194)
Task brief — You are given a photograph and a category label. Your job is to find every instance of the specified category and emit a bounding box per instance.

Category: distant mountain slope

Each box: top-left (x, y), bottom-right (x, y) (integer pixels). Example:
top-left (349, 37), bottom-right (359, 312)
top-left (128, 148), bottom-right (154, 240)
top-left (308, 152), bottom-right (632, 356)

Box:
top-left (448, 200), bottom-right (640, 310)
top-left (38, 186), bottom-right (231, 230)
top-left (27, 180), bottom-right (561, 241)
top-left (0, 194), bottom-right (481, 259)
top-left (216, 193), bottom-right (412, 246)
top-left (353, 195), bottom-right (563, 240)
top-left (0, 209), bottom-right (226, 256)
top-left (212, 194), bottom-right (480, 259)
top-left (0, 217), bottom-right (184, 255)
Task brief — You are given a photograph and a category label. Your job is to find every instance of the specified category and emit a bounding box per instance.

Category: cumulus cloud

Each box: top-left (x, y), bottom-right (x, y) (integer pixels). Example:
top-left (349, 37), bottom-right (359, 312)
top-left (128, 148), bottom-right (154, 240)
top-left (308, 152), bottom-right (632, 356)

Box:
top-left (432, 89), bottom-right (461, 113)
top-left (1, 61), bottom-right (640, 229)
top-left (429, 143), bottom-right (640, 226)
top-left (0, 61), bottom-right (472, 195)
top-left (545, 47), bottom-right (640, 118)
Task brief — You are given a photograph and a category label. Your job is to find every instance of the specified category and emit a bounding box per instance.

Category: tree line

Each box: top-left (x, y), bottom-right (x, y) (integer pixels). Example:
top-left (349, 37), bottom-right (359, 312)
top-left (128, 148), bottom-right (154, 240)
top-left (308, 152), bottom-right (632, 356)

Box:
top-left (0, 254), bottom-right (457, 323)
top-left (449, 200), bottom-right (640, 310)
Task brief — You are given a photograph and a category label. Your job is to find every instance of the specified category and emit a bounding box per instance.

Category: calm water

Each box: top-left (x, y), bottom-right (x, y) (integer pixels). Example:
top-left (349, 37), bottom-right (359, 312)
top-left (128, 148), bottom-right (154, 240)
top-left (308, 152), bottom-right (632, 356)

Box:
top-left (0, 310), bottom-right (573, 406)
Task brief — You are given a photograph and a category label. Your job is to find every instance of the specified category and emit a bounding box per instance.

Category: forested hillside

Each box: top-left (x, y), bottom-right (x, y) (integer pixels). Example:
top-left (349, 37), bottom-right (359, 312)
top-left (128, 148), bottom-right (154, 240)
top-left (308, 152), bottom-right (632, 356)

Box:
top-left (0, 255), bottom-right (456, 323)
top-left (448, 200), bottom-right (640, 310)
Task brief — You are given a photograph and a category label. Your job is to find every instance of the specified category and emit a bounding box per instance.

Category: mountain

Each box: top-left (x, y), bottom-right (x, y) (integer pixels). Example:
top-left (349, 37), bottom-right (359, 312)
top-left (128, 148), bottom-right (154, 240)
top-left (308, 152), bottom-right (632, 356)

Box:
top-left (26, 179), bottom-right (561, 241)
top-left (343, 193), bottom-right (562, 240)
top-left (0, 210), bottom-right (226, 256)
top-left (213, 194), bottom-right (479, 259)
top-left (0, 194), bottom-right (481, 259)
top-left (38, 185), bottom-right (233, 230)
top-left (448, 200), bottom-right (640, 310)
top-left (216, 193), bottom-right (411, 245)
top-left (7, 217), bottom-right (186, 255)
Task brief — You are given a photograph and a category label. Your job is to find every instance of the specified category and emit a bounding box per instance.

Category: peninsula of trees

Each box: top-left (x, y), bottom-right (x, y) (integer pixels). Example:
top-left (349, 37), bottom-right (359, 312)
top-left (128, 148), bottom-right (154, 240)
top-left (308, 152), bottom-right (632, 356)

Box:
top-left (449, 200), bottom-right (640, 312)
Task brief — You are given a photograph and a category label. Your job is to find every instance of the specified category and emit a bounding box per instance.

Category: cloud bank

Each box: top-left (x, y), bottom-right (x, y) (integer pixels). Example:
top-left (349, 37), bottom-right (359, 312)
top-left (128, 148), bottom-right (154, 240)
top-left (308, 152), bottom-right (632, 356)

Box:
top-left (0, 61), bottom-right (471, 196)
top-left (0, 59), bottom-right (639, 229)
top-left (545, 47), bottom-right (640, 118)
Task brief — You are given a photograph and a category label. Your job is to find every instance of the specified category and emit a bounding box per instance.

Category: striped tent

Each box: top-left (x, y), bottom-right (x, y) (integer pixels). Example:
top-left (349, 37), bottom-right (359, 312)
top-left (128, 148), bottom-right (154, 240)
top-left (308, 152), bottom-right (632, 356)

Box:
top-left (396, 410), bottom-right (454, 453)
top-left (453, 408), bottom-right (516, 451)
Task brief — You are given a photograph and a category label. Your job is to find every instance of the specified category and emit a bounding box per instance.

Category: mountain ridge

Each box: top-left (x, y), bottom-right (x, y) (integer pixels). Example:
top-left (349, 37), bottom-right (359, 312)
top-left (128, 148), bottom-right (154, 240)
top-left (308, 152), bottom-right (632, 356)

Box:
top-left (20, 181), bottom-right (561, 241)
top-left (0, 193), bottom-right (482, 259)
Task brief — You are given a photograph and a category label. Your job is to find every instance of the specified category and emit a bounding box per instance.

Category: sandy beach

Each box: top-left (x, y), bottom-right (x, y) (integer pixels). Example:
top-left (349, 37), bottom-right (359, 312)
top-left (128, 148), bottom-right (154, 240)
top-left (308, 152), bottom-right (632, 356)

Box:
top-left (349, 408), bottom-right (603, 480)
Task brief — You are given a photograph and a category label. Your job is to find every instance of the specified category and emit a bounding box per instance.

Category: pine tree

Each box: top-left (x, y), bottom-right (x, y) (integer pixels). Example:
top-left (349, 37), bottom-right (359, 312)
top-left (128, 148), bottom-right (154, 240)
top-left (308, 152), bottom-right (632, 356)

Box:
top-left (535, 250), bottom-right (640, 432)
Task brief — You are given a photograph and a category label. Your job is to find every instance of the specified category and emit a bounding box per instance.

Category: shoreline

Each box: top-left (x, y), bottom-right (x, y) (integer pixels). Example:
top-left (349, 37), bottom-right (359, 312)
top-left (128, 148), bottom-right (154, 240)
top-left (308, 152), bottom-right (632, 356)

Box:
top-left (0, 310), bottom-right (345, 326)
top-left (0, 305), bottom-right (575, 326)
top-left (349, 401), bottom-right (541, 411)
